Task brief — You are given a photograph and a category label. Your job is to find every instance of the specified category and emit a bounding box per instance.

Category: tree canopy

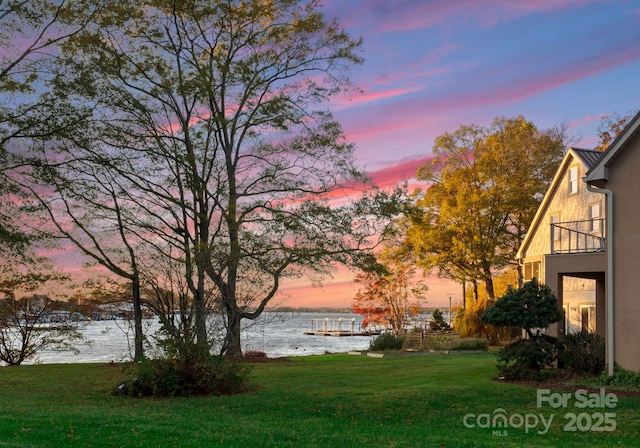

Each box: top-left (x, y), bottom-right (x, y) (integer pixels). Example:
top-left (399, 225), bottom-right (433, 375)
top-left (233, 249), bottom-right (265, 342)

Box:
top-left (352, 245), bottom-right (427, 334)
top-left (0, 0), bottom-right (101, 260)
top-left (10, 0), bottom-right (399, 360)
top-left (594, 110), bottom-right (639, 151)
top-left (405, 116), bottom-right (565, 303)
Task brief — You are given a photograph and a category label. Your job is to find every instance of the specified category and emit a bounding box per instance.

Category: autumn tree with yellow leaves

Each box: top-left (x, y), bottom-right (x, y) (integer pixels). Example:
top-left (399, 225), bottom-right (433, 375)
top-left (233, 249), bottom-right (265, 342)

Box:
top-left (405, 116), bottom-right (565, 339)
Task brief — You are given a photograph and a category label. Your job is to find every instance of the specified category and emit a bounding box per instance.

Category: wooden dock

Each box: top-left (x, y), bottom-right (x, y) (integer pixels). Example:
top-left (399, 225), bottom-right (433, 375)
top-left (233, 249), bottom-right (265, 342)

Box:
top-left (303, 318), bottom-right (381, 337)
top-left (303, 330), bottom-right (380, 336)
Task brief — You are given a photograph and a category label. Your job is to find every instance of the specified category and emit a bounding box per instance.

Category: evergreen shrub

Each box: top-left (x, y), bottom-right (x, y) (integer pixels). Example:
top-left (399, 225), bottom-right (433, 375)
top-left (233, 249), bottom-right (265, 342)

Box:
top-left (558, 332), bottom-right (605, 376)
top-left (369, 332), bottom-right (405, 351)
top-left (116, 349), bottom-right (251, 397)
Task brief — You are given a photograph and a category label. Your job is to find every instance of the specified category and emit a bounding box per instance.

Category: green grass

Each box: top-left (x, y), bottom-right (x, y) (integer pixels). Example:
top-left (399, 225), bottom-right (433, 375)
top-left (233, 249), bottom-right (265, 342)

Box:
top-left (0, 354), bottom-right (638, 447)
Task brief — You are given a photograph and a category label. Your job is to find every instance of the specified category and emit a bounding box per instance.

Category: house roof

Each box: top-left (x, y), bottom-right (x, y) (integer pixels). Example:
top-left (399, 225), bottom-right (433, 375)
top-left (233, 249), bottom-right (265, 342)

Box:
top-left (516, 147), bottom-right (599, 260)
top-left (572, 147), bottom-right (604, 169)
top-left (585, 110), bottom-right (640, 183)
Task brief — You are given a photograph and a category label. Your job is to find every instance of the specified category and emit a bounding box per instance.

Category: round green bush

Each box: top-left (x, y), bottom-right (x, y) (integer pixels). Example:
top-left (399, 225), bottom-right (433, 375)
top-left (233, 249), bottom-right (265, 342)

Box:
top-left (369, 332), bottom-right (405, 351)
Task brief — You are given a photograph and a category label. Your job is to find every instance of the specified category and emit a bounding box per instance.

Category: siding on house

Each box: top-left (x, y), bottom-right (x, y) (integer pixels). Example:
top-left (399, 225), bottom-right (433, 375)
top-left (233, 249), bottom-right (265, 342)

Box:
top-left (521, 152), bottom-right (605, 263)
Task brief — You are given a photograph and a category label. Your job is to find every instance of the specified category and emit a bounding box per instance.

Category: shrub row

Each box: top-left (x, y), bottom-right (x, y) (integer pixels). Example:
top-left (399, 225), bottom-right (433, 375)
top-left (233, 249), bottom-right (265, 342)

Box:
top-left (497, 331), bottom-right (606, 380)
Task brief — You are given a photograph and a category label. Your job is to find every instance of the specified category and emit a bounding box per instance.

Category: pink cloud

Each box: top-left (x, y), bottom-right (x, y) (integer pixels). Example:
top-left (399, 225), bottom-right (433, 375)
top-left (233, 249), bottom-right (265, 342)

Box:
top-left (329, 0), bottom-right (606, 32)
top-left (278, 278), bottom-right (358, 308)
top-left (287, 156), bottom-right (433, 209)
top-left (333, 86), bottom-right (424, 108)
top-left (367, 156), bottom-right (433, 188)
top-left (344, 120), bottom-right (416, 144)
top-left (341, 40), bottom-right (640, 146)
top-left (367, 43), bottom-right (458, 85)
top-left (482, 45), bottom-right (640, 105)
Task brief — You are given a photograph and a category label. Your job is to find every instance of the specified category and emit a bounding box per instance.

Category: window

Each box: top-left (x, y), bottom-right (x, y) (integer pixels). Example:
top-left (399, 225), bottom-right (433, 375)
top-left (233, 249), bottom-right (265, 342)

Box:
top-left (524, 261), bottom-right (541, 281)
top-left (568, 166), bottom-right (578, 194)
top-left (589, 203), bottom-right (601, 233)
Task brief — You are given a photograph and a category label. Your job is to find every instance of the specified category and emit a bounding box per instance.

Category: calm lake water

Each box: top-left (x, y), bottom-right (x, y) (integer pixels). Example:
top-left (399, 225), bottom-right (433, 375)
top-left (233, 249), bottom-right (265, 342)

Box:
top-left (27, 312), bottom-right (378, 364)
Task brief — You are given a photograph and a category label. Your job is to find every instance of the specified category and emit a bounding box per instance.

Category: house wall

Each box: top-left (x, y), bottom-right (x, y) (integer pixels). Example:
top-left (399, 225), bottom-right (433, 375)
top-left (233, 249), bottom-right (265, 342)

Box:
top-left (523, 155), bottom-right (605, 260)
top-left (518, 133), bottom-right (640, 372)
top-left (605, 134), bottom-right (640, 372)
top-left (520, 152), bottom-right (608, 341)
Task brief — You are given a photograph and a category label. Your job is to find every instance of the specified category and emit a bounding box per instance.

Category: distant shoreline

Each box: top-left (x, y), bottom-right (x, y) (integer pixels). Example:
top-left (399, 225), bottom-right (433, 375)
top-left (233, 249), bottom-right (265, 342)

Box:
top-left (266, 306), bottom-right (457, 314)
top-left (266, 307), bottom-right (354, 313)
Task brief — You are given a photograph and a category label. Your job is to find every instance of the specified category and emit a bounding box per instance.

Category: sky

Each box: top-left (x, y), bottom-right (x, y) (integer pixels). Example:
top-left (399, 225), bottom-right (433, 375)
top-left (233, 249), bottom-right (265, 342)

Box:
top-left (39, 0), bottom-right (640, 309)
top-left (275, 0), bottom-right (640, 309)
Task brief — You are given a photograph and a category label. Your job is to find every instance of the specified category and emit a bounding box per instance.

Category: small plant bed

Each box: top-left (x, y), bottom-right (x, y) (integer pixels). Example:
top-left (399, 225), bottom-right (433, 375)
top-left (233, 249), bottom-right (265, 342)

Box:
top-left (366, 351), bottom-right (435, 358)
top-left (367, 332), bottom-right (405, 352)
top-left (358, 333), bottom-right (489, 358)
top-left (406, 332), bottom-right (489, 352)
top-left (361, 332), bottom-right (488, 357)
top-left (240, 350), bottom-right (290, 363)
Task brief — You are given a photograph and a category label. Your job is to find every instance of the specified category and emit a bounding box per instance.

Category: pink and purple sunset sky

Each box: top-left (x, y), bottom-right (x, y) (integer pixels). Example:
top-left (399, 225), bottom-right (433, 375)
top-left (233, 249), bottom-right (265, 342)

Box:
top-left (54, 0), bottom-right (640, 309)
top-left (276, 0), bottom-right (640, 309)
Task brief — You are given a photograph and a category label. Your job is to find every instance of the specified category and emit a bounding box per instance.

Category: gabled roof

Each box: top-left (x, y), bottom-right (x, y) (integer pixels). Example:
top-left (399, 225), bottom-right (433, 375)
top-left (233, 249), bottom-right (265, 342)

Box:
top-left (573, 147), bottom-right (604, 169)
top-left (516, 147), bottom-right (601, 260)
top-left (586, 110), bottom-right (640, 183)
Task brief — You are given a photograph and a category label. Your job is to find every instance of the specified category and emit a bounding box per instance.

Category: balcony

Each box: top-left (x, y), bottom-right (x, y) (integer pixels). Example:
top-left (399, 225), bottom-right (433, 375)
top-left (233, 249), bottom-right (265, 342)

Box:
top-left (551, 219), bottom-right (605, 254)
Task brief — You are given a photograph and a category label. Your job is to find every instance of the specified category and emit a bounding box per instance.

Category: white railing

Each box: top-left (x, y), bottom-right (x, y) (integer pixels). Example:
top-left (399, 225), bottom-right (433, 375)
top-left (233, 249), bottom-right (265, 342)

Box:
top-left (310, 318), bottom-right (358, 334)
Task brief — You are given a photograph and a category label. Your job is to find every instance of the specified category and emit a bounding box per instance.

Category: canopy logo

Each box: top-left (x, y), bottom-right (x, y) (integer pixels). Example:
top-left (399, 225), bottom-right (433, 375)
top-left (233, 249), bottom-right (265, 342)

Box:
top-left (463, 388), bottom-right (618, 436)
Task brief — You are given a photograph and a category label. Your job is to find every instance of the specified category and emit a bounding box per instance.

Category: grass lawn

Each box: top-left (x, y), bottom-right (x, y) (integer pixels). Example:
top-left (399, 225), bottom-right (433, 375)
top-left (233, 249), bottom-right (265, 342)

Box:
top-left (0, 353), bottom-right (638, 447)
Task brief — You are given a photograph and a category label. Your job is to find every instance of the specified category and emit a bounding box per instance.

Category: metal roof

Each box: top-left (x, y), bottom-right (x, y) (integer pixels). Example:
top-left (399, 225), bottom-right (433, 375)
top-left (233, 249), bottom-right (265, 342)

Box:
top-left (571, 147), bottom-right (603, 169)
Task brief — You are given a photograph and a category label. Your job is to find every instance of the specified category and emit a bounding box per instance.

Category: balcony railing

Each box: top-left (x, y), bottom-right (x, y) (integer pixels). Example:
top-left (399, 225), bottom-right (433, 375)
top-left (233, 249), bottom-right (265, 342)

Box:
top-left (551, 219), bottom-right (605, 254)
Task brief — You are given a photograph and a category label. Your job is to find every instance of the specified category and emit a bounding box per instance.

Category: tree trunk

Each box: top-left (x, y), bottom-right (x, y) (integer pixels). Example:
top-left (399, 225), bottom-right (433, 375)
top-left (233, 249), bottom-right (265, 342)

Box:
top-left (223, 309), bottom-right (243, 358)
top-left (131, 275), bottom-right (144, 361)
top-left (194, 269), bottom-right (208, 351)
top-left (462, 281), bottom-right (466, 309)
top-left (484, 278), bottom-right (495, 302)
top-left (483, 267), bottom-right (495, 302)
top-left (517, 262), bottom-right (524, 288)
top-left (473, 280), bottom-right (479, 303)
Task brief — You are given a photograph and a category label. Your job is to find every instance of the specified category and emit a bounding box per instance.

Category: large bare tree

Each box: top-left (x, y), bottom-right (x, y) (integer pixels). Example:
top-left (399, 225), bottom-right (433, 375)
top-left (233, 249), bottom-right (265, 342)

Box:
top-left (40, 0), bottom-right (396, 358)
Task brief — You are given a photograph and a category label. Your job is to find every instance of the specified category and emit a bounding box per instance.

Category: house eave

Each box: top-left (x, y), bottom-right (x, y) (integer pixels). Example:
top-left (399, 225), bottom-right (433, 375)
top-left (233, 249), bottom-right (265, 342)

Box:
top-left (585, 166), bottom-right (609, 185)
